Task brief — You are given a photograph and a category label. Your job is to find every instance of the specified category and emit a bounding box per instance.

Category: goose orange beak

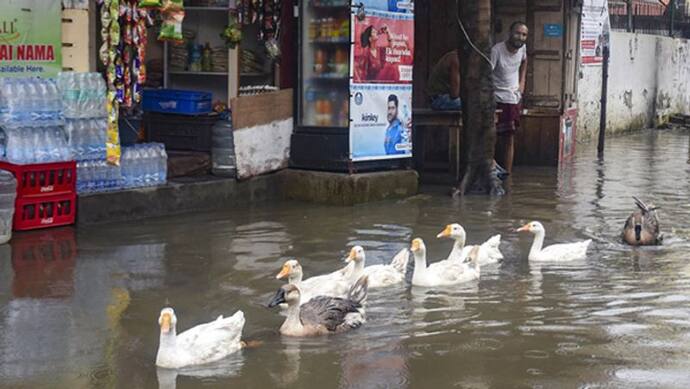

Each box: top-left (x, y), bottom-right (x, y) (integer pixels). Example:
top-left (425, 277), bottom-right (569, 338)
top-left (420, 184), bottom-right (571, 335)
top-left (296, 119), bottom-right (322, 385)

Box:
top-left (346, 247), bottom-right (357, 262)
top-left (276, 264), bottom-right (290, 279)
top-left (436, 225), bottom-right (451, 238)
top-left (410, 238), bottom-right (422, 251)
top-left (160, 313), bottom-right (171, 333)
top-left (516, 224), bottom-right (531, 232)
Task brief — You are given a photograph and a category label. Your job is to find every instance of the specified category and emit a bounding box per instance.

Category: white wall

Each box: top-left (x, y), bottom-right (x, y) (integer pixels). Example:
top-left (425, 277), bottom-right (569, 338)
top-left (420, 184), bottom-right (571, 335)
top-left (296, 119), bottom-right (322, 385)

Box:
top-left (577, 32), bottom-right (690, 141)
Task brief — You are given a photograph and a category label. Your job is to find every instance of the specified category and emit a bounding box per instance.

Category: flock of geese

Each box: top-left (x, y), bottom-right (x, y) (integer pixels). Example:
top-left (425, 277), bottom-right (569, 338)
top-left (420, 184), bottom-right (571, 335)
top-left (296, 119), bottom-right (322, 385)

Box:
top-left (155, 197), bottom-right (662, 369)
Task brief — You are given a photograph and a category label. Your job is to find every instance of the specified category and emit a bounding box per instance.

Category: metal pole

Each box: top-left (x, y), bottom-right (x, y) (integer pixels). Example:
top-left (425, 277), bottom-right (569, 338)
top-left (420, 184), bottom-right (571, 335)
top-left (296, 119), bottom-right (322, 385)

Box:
top-left (626, 0), bottom-right (633, 32)
top-left (669, 0), bottom-right (675, 37)
top-left (597, 45), bottom-right (609, 156)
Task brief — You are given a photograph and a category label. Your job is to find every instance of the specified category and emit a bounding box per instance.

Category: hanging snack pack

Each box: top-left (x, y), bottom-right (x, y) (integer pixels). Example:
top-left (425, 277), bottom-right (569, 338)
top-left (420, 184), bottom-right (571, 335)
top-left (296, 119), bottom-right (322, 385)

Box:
top-left (158, 0), bottom-right (185, 43)
top-left (100, 0), bottom-right (123, 165)
top-left (138, 0), bottom-right (161, 7)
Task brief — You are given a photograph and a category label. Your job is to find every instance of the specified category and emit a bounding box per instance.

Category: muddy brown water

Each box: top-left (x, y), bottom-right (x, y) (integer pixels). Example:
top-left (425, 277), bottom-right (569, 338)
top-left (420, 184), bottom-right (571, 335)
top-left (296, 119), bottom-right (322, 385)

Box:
top-left (2, 129), bottom-right (690, 388)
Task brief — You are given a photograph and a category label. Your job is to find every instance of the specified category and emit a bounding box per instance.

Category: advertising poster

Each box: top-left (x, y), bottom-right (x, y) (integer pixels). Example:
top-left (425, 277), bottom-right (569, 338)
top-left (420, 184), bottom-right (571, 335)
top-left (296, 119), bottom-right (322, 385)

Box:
top-left (0, 0), bottom-right (62, 78)
top-left (358, 0), bottom-right (414, 13)
top-left (351, 9), bottom-right (414, 84)
top-left (580, 0), bottom-right (610, 65)
top-left (350, 84), bottom-right (412, 161)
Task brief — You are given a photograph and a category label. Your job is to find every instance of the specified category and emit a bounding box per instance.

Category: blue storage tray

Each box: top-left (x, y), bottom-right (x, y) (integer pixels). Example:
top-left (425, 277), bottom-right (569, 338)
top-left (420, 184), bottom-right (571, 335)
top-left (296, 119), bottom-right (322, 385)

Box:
top-left (142, 89), bottom-right (212, 115)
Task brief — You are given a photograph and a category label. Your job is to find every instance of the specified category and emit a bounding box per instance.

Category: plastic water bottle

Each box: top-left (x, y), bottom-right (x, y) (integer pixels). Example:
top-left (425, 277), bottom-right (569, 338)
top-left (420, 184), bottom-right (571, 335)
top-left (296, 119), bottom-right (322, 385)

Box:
top-left (156, 144), bottom-right (168, 184)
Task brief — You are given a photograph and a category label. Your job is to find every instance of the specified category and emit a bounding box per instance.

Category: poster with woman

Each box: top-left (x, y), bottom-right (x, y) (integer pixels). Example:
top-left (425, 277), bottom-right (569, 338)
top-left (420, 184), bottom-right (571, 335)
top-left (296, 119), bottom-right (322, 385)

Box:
top-left (351, 9), bottom-right (414, 84)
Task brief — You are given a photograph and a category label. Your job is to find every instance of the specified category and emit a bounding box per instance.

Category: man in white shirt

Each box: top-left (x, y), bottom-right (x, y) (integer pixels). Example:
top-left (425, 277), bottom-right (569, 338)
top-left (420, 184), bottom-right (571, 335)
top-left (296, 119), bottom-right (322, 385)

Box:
top-left (491, 21), bottom-right (528, 174)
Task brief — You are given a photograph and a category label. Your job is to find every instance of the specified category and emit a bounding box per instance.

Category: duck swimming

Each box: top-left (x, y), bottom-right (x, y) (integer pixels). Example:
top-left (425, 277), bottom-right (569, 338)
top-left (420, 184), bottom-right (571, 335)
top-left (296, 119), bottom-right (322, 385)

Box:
top-left (622, 196), bottom-right (661, 246)
top-left (517, 221), bottom-right (591, 262)
top-left (436, 223), bottom-right (503, 265)
top-left (410, 238), bottom-right (480, 287)
top-left (343, 245), bottom-right (409, 288)
top-left (268, 275), bottom-right (369, 337)
top-left (156, 307), bottom-right (245, 369)
top-left (275, 259), bottom-right (352, 306)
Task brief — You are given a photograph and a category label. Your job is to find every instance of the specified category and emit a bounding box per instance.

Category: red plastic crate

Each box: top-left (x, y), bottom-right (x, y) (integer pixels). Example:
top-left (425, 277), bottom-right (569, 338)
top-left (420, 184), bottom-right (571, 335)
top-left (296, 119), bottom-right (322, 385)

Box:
top-left (0, 161), bottom-right (76, 198)
top-left (13, 193), bottom-right (77, 231)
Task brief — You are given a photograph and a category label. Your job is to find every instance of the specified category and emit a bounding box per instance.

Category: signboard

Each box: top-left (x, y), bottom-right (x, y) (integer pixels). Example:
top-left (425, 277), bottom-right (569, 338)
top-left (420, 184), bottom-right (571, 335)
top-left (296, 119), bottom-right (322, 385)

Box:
top-left (0, 0), bottom-right (62, 78)
top-left (580, 0), bottom-right (610, 65)
top-left (543, 24), bottom-right (563, 38)
top-left (350, 6), bottom-right (414, 161)
top-left (350, 84), bottom-right (412, 161)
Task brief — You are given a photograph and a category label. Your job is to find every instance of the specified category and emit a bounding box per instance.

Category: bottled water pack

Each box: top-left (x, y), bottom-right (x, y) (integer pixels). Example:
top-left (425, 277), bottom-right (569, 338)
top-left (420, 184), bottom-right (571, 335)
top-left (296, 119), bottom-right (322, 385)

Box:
top-left (0, 77), bottom-right (63, 127)
top-left (76, 143), bottom-right (167, 194)
top-left (57, 72), bottom-right (107, 119)
top-left (3, 126), bottom-right (72, 164)
top-left (65, 118), bottom-right (107, 161)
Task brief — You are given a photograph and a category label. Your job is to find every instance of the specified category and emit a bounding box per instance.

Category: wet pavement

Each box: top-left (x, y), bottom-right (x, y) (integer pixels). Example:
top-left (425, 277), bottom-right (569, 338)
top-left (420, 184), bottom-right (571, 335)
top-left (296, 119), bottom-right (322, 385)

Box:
top-left (1, 128), bottom-right (690, 388)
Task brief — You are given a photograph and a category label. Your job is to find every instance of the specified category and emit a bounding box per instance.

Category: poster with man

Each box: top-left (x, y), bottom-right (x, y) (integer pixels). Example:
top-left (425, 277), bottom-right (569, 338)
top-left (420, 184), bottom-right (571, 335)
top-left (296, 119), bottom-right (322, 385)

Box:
top-left (580, 0), bottom-right (610, 65)
top-left (350, 84), bottom-right (412, 161)
top-left (351, 9), bottom-right (414, 84)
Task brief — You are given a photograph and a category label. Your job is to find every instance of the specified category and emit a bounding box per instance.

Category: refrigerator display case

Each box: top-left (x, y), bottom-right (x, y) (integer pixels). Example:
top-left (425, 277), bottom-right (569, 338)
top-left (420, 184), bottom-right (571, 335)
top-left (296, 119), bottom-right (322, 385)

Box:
top-left (291, 1), bottom-right (415, 173)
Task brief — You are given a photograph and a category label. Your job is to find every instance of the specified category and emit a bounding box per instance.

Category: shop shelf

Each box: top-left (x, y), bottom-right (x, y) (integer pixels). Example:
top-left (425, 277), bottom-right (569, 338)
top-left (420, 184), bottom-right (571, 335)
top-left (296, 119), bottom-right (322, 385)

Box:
top-left (169, 71), bottom-right (229, 76)
top-left (13, 192), bottom-right (76, 231)
top-left (0, 161), bottom-right (77, 198)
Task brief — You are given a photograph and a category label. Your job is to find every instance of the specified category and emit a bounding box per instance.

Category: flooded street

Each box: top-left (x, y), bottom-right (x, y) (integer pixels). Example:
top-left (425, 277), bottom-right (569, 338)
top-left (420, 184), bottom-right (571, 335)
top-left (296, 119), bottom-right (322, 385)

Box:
top-left (2, 129), bottom-right (690, 388)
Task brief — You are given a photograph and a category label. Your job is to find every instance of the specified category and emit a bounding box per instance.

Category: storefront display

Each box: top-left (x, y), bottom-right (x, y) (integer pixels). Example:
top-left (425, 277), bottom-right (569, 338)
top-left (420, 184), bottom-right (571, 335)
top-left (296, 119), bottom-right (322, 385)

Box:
top-left (293, 1), bottom-right (415, 170)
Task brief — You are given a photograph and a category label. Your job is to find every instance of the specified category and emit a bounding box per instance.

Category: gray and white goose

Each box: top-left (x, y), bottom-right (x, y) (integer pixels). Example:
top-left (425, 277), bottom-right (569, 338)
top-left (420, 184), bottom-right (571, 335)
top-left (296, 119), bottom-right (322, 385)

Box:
top-left (622, 196), bottom-right (661, 246)
top-left (268, 275), bottom-right (368, 337)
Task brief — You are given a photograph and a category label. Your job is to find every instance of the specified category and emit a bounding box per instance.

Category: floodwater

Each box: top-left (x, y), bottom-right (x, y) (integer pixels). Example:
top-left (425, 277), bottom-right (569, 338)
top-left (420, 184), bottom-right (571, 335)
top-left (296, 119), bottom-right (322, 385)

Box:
top-left (2, 129), bottom-right (690, 388)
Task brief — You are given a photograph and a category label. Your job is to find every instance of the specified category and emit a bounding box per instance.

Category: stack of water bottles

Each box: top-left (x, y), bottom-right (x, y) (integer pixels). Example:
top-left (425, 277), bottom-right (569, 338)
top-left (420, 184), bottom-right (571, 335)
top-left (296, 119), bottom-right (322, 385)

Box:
top-left (0, 77), bottom-right (72, 164)
top-left (57, 72), bottom-right (117, 194)
top-left (120, 143), bottom-right (168, 188)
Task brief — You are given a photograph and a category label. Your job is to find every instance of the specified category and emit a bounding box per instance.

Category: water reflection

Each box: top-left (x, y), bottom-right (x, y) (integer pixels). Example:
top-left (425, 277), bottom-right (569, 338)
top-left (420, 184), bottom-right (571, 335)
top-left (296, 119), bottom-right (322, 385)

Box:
top-left (1, 130), bottom-right (690, 387)
top-left (156, 353), bottom-right (245, 389)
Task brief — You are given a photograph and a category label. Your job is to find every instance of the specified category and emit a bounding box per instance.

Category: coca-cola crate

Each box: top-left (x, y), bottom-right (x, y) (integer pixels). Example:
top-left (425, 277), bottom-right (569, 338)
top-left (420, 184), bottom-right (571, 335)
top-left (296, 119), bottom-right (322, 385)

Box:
top-left (0, 161), bottom-right (76, 198)
top-left (13, 193), bottom-right (76, 231)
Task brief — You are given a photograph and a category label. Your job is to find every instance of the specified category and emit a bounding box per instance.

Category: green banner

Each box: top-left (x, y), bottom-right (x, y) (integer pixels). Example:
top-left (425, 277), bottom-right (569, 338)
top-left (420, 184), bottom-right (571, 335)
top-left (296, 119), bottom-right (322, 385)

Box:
top-left (0, 0), bottom-right (62, 78)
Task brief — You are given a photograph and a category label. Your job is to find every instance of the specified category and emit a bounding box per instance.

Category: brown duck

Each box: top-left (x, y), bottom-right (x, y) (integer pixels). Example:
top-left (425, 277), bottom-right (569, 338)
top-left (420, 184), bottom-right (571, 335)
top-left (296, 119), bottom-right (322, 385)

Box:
top-left (622, 196), bottom-right (661, 246)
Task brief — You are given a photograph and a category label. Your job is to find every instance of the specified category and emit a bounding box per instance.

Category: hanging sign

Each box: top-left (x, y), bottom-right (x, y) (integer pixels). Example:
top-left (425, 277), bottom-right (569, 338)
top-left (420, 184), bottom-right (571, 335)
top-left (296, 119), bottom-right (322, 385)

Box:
top-left (580, 0), bottom-right (611, 65)
top-left (0, 0), bottom-right (62, 77)
top-left (350, 6), bottom-right (414, 162)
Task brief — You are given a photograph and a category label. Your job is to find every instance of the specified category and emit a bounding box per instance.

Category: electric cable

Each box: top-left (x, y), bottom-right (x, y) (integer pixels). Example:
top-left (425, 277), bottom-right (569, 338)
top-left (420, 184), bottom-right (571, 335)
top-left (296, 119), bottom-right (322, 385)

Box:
top-left (456, 0), bottom-right (493, 67)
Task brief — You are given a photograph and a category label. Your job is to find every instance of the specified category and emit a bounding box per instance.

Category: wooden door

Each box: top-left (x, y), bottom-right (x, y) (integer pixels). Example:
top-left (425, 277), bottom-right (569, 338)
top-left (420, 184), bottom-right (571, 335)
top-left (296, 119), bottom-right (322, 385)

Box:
top-left (525, 0), bottom-right (564, 110)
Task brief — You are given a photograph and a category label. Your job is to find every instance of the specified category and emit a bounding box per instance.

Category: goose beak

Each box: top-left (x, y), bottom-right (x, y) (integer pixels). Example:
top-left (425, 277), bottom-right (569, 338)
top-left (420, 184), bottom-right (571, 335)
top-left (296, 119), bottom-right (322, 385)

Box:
top-left (436, 225), bottom-right (451, 238)
top-left (159, 313), bottom-right (172, 334)
top-left (276, 264), bottom-right (290, 280)
top-left (516, 224), bottom-right (530, 233)
top-left (267, 288), bottom-right (287, 308)
top-left (634, 224), bottom-right (642, 241)
top-left (410, 238), bottom-right (421, 251)
top-left (346, 248), bottom-right (357, 262)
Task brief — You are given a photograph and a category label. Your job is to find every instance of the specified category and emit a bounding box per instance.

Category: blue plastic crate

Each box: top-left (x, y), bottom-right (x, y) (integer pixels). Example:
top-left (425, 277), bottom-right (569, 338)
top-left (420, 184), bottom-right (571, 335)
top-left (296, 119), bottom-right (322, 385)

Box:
top-left (142, 89), bottom-right (212, 115)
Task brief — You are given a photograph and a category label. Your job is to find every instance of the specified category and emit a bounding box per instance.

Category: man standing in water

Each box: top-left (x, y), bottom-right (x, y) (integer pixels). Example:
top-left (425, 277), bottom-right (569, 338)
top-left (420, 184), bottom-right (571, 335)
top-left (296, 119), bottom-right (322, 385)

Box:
top-left (491, 21), bottom-right (528, 174)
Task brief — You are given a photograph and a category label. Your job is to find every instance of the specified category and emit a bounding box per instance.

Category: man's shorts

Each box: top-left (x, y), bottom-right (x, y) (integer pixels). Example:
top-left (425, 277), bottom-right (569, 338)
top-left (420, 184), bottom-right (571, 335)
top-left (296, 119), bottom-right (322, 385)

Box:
top-left (496, 102), bottom-right (522, 136)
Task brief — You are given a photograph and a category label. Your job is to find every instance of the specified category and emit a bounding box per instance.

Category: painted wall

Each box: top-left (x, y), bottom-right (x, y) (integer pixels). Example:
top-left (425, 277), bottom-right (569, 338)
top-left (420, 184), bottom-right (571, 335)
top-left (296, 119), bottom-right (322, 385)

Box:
top-left (577, 32), bottom-right (690, 141)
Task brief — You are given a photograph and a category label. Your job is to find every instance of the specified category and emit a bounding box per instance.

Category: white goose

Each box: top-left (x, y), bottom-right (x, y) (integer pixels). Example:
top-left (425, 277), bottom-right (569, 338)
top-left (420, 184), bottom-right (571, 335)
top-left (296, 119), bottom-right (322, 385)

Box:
top-left (343, 246), bottom-right (409, 288)
top-left (410, 238), bottom-right (480, 287)
top-left (436, 223), bottom-right (503, 265)
top-left (156, 307), bottom-right (245, 369)
top-left (276, 259), bottom-right (351, 305)
top-left (517, 221), bottom-right (591, 262)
